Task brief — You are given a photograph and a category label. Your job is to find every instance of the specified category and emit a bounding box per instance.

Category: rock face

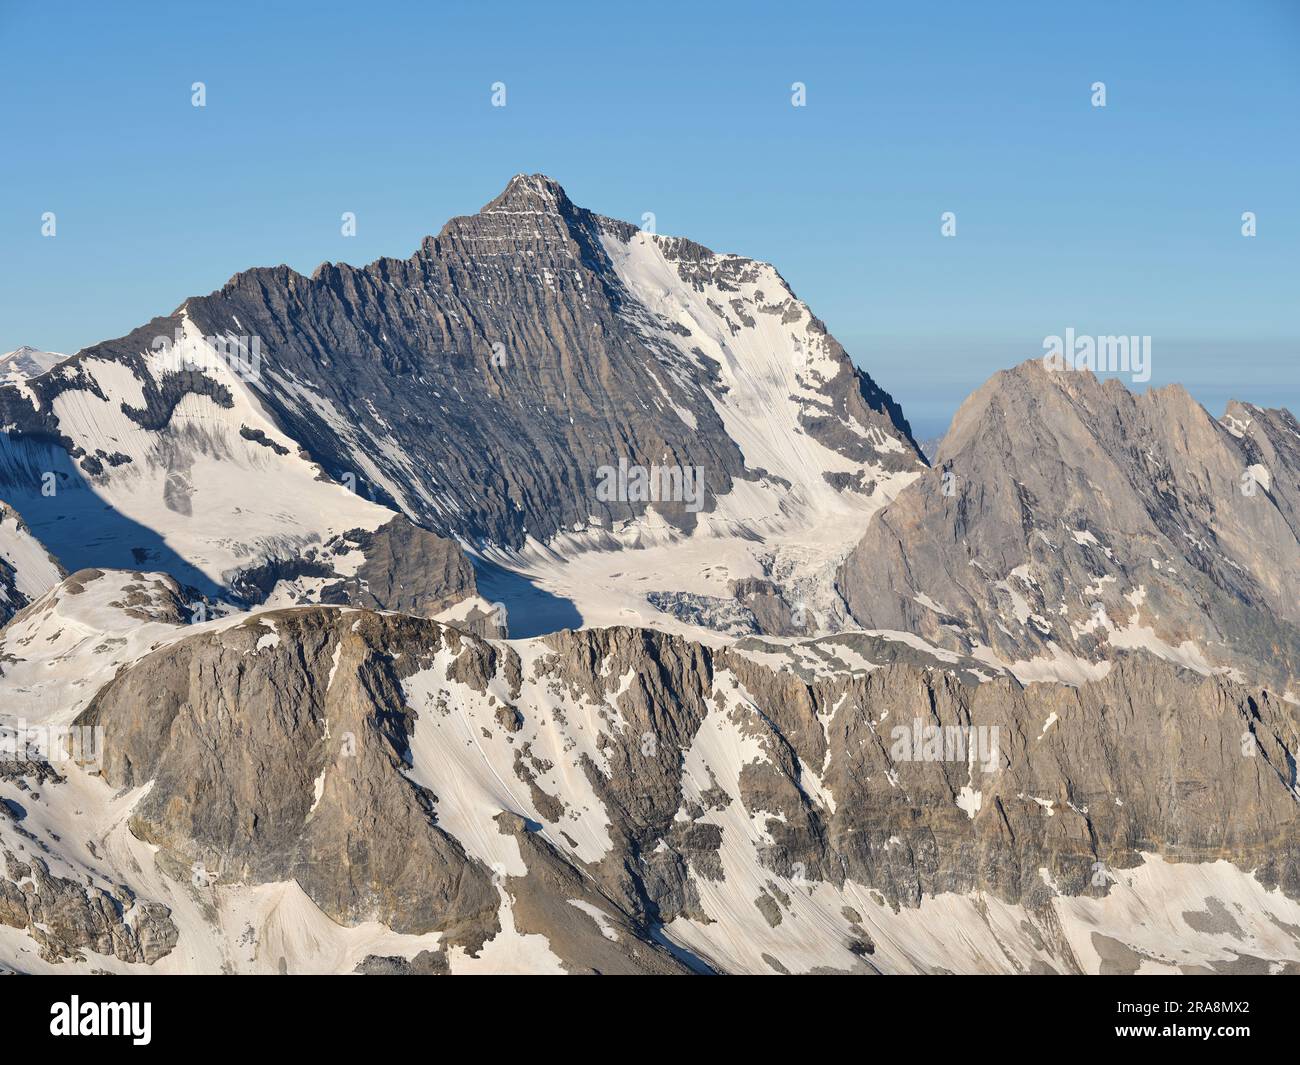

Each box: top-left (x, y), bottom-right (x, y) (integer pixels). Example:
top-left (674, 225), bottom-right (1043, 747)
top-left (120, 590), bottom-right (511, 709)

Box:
top-left (77, 610), bottom-right (500, 949)
top-left (0, 326), bottom-right (476, 617)
top-left (320, 516), bottom-right (477, 615)
top-left (837, 359), bottom-right (1300, 693)
top-left (174, 174), bottom-right (921, 549)
top-left (39, 605), bottom-right (1300, 974)
top-left (68, 607), bottom-right (698, 973)
top-left (230, 515), bottom-right (478, 616)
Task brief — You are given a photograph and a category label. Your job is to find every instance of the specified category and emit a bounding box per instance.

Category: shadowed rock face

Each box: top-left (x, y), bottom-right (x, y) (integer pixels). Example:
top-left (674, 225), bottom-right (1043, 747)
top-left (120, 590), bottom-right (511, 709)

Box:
top-left (177, 174), bottom-right (918, 547)
top-left (0, 174), bottom-right (920, 631)
top-left (0, 337), bottom-right (479, 617)
top-left (837, 359), bottom-right (1300, 692)
top-left (232, 515), bottom-right (478, 616)
top-left (67, 608), bottom-right (1300, 972)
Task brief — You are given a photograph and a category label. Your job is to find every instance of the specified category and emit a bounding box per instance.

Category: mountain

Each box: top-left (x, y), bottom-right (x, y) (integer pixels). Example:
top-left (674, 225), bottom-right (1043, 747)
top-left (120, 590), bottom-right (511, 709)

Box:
top-left (176, 174), bottom-right (923, 550)
top-left (3, 177), bottom-right (1299, 976)
top-left (0, 501), bottom-right (63, 624)
top-left (0, 175), bottom-right (923, 632)
top-left (0, 346), bottom-right (65, 386)
top-left (837, 358), bottom-right (1300, 696)
top-left (0, 328), bottom-right (478, 617)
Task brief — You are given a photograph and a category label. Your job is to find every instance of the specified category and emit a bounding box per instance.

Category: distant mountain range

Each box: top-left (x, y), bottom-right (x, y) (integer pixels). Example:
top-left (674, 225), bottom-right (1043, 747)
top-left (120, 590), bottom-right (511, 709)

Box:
top-left (0, 346), bottom-right (65, 384)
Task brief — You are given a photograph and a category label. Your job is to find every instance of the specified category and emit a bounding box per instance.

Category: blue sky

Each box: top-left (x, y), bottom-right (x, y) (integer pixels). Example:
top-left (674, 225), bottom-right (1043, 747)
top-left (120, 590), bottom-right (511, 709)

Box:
top-left (1, 0), bottom-right (1296, 438)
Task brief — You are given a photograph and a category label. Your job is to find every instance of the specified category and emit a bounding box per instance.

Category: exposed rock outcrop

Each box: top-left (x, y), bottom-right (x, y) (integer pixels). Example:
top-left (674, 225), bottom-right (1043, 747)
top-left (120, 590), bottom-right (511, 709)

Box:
top-left (77, 610), bottom-right (500, 951)
top-left (0, 175), bottom-right (921, 591)
top-left (0, 850), bottom-right (177, 965)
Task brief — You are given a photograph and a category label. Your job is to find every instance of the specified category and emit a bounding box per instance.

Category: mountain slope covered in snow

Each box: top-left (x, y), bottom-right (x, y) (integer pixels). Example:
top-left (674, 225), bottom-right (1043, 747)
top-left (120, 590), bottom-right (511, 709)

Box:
top-left (0, 347), bottom-right (65, 386)
top-left (0, 322), bottom-right (477, 615)
top-left (0, 501), bottom-right (63, 624)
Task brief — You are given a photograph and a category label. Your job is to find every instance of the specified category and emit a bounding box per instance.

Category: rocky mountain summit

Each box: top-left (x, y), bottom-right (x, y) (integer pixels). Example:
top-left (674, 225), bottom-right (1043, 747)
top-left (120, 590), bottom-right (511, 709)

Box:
top-left (0, 176), bottom-right (922, 623)
top-left (182, 174), bottom-right (922, 547)
top-left (838, 358), bottom-right (1300, 695)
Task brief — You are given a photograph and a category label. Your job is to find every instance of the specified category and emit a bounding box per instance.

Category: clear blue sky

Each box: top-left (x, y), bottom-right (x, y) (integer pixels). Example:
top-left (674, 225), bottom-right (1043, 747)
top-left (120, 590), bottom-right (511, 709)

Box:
top-left (2, 0), bottom-right (1296, 438)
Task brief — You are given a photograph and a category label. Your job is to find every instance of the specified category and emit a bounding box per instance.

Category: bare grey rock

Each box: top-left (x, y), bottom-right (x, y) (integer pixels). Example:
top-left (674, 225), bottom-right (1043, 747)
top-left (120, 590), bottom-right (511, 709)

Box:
top-left (13, 602), bottom-right (1292, 973)
top-left (77, 610), bottom-right (500, 951)
top-left (0, 851), bottom-right (177, 964)
top-left (838, 359), bottom-right (1300, 693)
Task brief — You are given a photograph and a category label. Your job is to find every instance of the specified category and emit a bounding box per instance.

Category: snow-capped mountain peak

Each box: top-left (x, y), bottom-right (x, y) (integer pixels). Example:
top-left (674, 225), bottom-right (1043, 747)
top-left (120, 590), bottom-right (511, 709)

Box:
top-left (0, 345), bottom-right (65, 381)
